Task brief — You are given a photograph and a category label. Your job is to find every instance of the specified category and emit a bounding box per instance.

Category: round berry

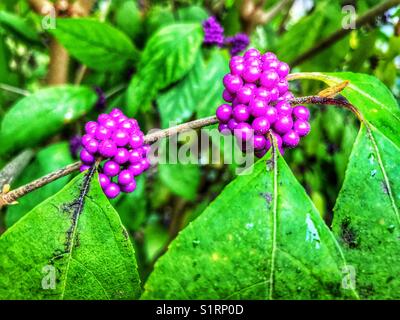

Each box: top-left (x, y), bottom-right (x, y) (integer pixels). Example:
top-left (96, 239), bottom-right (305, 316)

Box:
top-left (140, 158), bottom-right (151, 171)
top-left (262, 59), bottom-right (279, 71)
top-left (114, 148), bottom-right (130, 164)
top-left (216, 104), bottom-right (232, 123)
top-left (277, 62), bottom-right (290, 78)
top-left (282, 130), bottom-right (300, 148)
top-left (80, 164), bottom-right (91, 172)
top-left (141, 144), bottom-right (151, 157)
top-left (109, 108), bottom-right (123, 118)
top-left (97, 113), bottom-right (111, 124)
top-left (259, 70), bottom-right (279, 89)
top-left (129, 149), bottom-right (142, 164)
top-left (82, 137), bottom-right (98, 154)
top-left (85, 121), bottom-right (98, 135)
top-left (218, 123), bottom-right (230, 134)
top-left (245, 56), bottom-right (262, 68)
top-left (116, 114), bottom-right (128, 124)
top-left (95, 125), bottom-right (112, 141)
top-left (293, 119), bottom-right (311, 137)
top-left (118, 169), bottom-right (134, 185)
top-left (269, 87), bottom-right (280, 102)
top-left (81, 134), bottom-right (94, 146)
top-left (261, 52), bottom-right (277, 62)
top-left (98, 139), bottom-right (117, 158)
top-left (273, 115), bottom-right (293, 134)
top-left (112, 129), bottom-right (130, 147)
top-left (98, 173), bottom-right (110, 189)
top-left (275, 101), bottom-right (292, 115)
top-left (130, 133), bottom-right (144, 149)
top-left (250, 98), bottom-right (268, 117)
top-left (228, 118), bottom-right (239, 131)
top-left (234, 122), bottom-right (253, 141)
top-left (254, 87), bottom-right (270, 101)
top-left (270, 131), bottom-right (283, 148)
top-left (128, 163), bottom-right (143, 176)
top-left (120, 119), bottom-right (138, 133)
top-left (233, 104), bottom-right (250, 122)
top-left (293, 105), bottom-right (310, 121)
top-left (253, 135), bottom-right (267, 150)
top-left (222, 89), bottom-right (234, 102)
top-left (236, 85), bottom-right (254, 104)
top-left (244, 48), bottom-right (260, 59)
top-left (265, 106), bottom-right (278, 124)
top-left (223, 74), bottom-right (243, 93)
top-left (277, 80), bottom-right (289, 95)
top-left (252, 116), bottom-right (270, 135)
top-left (121, 180), bottom-right (137, 193)
top-left (104, 183), bottom-right (120, 199)
top-left (80, 148), bottom-right (95, 164)
top-left (242, 66), bottom-right (261, 83)
top-left (102, 117), bottom-right (117, 130)
top-left (103, 160), bottom-right (120, 177)
top-left (229, 62), bottom-right (245, 75)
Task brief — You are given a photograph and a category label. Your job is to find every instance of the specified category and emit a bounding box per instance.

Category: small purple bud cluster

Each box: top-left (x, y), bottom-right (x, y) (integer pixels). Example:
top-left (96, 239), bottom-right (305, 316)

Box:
top-left (216, 48), bottom-right (311, 157)
top-left (202, 16), bottom-right (224, 47)
top-left (80, 108), bottom-right (151, 199)
top-left (224, 33), bottom-right (250, 56)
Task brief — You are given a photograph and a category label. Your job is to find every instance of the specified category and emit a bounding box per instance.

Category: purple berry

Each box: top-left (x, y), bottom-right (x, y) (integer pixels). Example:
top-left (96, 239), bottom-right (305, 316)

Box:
top-left (293, 119), bottom-right (311, 137)
top-left (244, 48), bottom-right (260, 59)
top-left (259, 70), bottom-right (279, 89)
top-left (229, 62), bottom-right (245, 75)
top-left (121, 180), bottom-right (137, 193)
top-left (85, 121), bottom-right (98, 135)
top-left (103, 160), bottom-right (120, 177)
top-left (277, 62), bottom-right (290, 78)
top-left (269, 87), bottom-right (280, 102)
top-left (104, 183), bottom-right (120, 199)
top-left (273, 115), bottom-right (293, 134)
top-left (275, 101), bottom-right (292, 115)
top-left (233, 104), bottom-right (250, 122)
top-left (128, 163), bottom-right (143, 176)
top-left (277, 80), bottom-right (289, 95)
top-left (140, 158), bottom-right (151, 171)
top-left (129, 149), bottom-right (142, 164)
top-left (242, 66), bottom-right (261, 83)
top-left (112, 129), bottom-right (130, 147)
top-left (97, 113), bottom-right (110, 124)
top-left (265, 106), bottom-right (278, 124)
top-left (216, 104), bottom-right (232, 123)
top-left (250, 98), bottom-right (268, 117)
top-left (262, 59), bottom-right (279, 71)
top-left (282, 130), bottom-right (300, 148)
top-left (120, 119), bottom-right (138, 133)
top-left (99, 139), bottom-right (117, 158)
top-left (98, 173), bottom-right (110, 189)
top-left (261, 52), bottom-right (277, 63)
top-left (236, 85), bottom-right (254, 104)
top-left (245, 56), bottom-right (262, 68)
top-left (254, 87), bottom-right (270, 101)
top-left (253, 135), bottom-right (267, 150)
top-left (218, 123), bottom-right (230, 134)
top-left (222, 89), bottom-right (234, 102)
top-left (80, 148), bottom-right (95, 164)
top-left (270, 131), bottom-right (283, 148)
top-left (293, 105), bottom-right (310, 121)
top-left (82, 137), bottom-right (98, 154)
top-left (141, 144), bottom-right (151, 156)
top-left (102, 117), bottom-right (117, 130)
top-left (130, 133), bottom-right (144, 149)
top-left (228, 118), bottom-right (239, 131)
top-left (81, 134), bottom-right (94, 146)
top-left (252, 116), bottom-right (270, 135)
top-left (234, 122), bottom-right (253, 141)
top-left (80, 164), bottom-right (91, 172)
top-left (118, 169), bottom-right (134, 185)
top-left (95, 125), bottom-right (112, 141)
top-left (109, 108), bottom-right (123, 118)
top-left (114, 148), bottom-right (130, 164)
top-left (223, 74), bottom-right (243, 93)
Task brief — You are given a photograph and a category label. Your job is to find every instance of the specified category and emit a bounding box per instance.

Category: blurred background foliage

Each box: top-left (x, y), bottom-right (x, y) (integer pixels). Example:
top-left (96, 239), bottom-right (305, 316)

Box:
top-left (0, 0), bottom-right (399, 280)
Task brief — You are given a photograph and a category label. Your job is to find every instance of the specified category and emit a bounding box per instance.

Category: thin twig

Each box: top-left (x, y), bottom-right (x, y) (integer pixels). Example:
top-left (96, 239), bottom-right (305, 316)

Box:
top-left (0, 150), bottom-right (35, 191)
top-left (0, 84), bottom-right (30, 96)
top-left (290, 0), bottom-right (400, 66)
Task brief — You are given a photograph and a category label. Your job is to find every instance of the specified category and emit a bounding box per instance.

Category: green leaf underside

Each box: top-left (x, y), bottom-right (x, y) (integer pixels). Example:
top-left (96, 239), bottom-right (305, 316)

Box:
top-left (295, 72), bottom-right (400, 299)
top-left (126, 23), bottom-right (203, 115)
top-left (0, 86), bottom-right (97, 155)
top-left (49, 18), bottom-right (138, 71)
top-left (142, 153), bottom-right (357, 299)
top-left (0, 172), bottom-right (141, 300)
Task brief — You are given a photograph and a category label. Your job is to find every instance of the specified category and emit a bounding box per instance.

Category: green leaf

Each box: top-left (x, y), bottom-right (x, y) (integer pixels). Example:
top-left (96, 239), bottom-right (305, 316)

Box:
top-left (126, 23), bottom-right (203, 115)
top-left (156, 50), bottom-right (227, 128)
top-left (158, 162), bottom-right (201, 201)
top-left (49, 18), bottom-right (138, 71)
top-left (115, 0), bottom-right (142, 39)
top-left (6, 142), bottom-right (74, 227)
top-left (176, 5), bottom-right (208, 23)
top-left (0, 171), bottom-right (141, 299)
top-left (0, 85), bottom-right (97, 155)
top-left (0, 10), bottom-right (40, 42)
top-left (143, 153), bottom-right (358, 299)
top-left (293, 72), bottom-right (400, 299)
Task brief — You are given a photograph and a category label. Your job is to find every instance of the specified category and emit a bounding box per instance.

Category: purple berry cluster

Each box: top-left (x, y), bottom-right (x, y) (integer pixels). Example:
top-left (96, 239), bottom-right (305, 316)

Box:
top-left (202, 16), bottom-right (224, 47)
top-left (224, 33), bottom-right (250, 56)
top-left (79, 108), bottom-right (151, 199)
top-left (216, 48), bottom-right (311, 157)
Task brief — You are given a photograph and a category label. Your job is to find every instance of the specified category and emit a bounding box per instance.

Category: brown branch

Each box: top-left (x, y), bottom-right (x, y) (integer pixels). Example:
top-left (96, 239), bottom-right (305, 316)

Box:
top-left (0, 150), bottom-right (35, 191)
top-left (290, 0), bottom-right (400, 67)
